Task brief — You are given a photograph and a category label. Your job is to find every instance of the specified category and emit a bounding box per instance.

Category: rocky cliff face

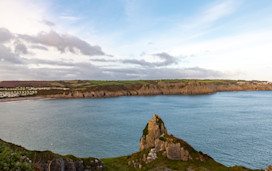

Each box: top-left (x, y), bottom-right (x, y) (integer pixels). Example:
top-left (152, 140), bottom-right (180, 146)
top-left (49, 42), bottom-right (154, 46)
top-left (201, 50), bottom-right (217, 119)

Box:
top-left (266, 164), bottom-right (272, 171)
top-left (139, 114), bottom-right (167, 151)
top-left (32, 157), bottom-right (104, 171)
top-left (38, 81), bottom-right (272, 99)
top-left (136, 114), bottom-right (212, 167)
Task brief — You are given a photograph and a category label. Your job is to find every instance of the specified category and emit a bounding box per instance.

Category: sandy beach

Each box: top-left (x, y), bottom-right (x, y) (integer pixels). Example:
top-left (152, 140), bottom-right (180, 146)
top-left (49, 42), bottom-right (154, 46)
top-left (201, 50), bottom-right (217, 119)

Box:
top-left (0, 96), bottom-right (50, 102)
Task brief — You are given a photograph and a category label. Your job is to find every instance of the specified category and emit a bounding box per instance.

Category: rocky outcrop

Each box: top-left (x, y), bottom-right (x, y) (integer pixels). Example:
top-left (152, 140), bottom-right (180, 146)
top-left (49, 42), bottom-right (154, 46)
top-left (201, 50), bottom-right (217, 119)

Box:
top-left (34, 158), bottom-right (104, 171)
top-left (139, 115), bottom-right (210, 163)
top-left (139, 114), bottom-right (167, 151)
top-left (266, 164), bottom-right (272, 171)
top-left (165, 142), bottom-right (181, 160)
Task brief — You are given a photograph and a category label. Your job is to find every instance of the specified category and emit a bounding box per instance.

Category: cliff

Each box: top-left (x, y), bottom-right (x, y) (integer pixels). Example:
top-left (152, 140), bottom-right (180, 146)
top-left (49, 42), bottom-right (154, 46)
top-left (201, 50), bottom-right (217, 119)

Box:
top-left (35, 80), bottom-right (272, 98)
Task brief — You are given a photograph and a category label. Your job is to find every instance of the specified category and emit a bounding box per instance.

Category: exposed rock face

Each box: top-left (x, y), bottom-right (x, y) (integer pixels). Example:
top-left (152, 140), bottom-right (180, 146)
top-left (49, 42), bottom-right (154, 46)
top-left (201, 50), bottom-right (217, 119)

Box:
top-left (154, 139), bottom-right (165, 152)
top-left (39, 81), bottom-right (272, 99)
top-left (266, 164), bottom-right (272, 171)
top-left (180, 147), bottom-right (191, 161)
top-left (146, 148), bottom-right (158, 164)
top-left (165, 142), bottom-right (181, 160)
top-left (34, 157), bottom-right (103, 171)
top-left (139, 114), bottom-right (167, 151)
top-left (139, 114), bottom-right (210, 163)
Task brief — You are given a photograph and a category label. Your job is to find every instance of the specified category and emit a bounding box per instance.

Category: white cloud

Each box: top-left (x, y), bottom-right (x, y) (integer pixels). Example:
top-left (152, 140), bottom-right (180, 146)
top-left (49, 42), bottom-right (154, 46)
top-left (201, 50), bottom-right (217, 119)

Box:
top-left (60, 16), bottom-right (80, 21)
top-left (198, 0), bottom-right (237, 25)
top-left (0, 0), bottom-right (50, 35)
top-left (0, 0), bottom-right (268, 81)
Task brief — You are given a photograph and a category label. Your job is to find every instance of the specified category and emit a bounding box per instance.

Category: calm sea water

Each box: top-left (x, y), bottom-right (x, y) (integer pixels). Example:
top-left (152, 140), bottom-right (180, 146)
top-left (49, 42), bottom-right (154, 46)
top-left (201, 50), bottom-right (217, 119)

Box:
top-left (0, 91), bottom-right (272, 169)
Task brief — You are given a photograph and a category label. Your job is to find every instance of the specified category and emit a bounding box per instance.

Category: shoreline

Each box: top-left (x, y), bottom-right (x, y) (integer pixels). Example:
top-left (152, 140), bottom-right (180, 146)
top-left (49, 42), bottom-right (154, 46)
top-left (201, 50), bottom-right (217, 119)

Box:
top-left (0, 96), bottom-right (51, 102)
top-left (1, 89), bottom-right (272, 102)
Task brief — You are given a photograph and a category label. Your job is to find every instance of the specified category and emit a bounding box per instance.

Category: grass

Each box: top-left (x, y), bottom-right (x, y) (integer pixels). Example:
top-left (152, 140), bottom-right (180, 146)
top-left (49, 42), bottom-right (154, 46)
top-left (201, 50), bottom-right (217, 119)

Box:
top-left (0, 135), bottom-right (265, 171)
top-left (143, 123), bottom-right (149, 136)
top-left (56, 79), bottom-right (240, 89)
top-left (49, 82), bottom-right (65, 87)
top-left (0, 79), bottom-right (245, 90)
top-left (0, 139), bottom-right (102, 170)
top-left (0, 140), bottom-right (33, 171)
top-left (101, 150), bottom-right (262, 171)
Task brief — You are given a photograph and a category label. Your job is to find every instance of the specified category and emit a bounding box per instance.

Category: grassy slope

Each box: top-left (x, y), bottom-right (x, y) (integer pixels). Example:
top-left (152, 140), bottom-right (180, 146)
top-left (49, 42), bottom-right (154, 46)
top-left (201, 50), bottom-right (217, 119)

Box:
top-left (101, 150), bottom-right (262, 171)
top-left (0, 79), bottom-right (239, 89)
top-left (0, 139), bottom-right (98, 171)
top-left (0, 138), bottom-right (264, 171)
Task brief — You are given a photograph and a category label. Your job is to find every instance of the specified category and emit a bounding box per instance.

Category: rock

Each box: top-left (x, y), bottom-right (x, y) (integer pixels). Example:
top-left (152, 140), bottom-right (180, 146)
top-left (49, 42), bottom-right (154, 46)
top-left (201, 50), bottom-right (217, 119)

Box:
top-left (166, 143), bottom-right (181, 160)
top-left (142, 154), bottom-right (147, 162)
top-left (187, 166), bottom-right (194, 171)
top-left (35, 157), bottom-right (103, 171)
top-left (266, 164), bottom-right (272, 171)
top-left (140, 114), bottom-right (167, 151)
top-left (155, 138), bottom-right (166, 152)
top-left (180, 147), bottom-right (191, 161)
top-left (138, 114), bottom-right (216, 165)
top-left (20, 155), bottom-right (26, 161)
top-left (64, 160), bottom-right (76, 171)
top-left (134, 162), bottom-right (138, 168)
top-left (31, 163), bottom-right (44, 171)
top-left (146, 148), bottom-right (158, 163)
top-left (74, 161), bottom-right (84, 171)
top-left (50, 158), bottom-right (64, 171)
top-left (162, 151), bottom-right (167, 158)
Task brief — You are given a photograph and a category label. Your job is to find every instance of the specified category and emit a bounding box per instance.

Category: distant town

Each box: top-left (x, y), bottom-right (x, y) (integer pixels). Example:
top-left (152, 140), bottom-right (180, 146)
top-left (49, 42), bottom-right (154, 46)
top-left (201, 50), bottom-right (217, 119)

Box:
top-left (0, 87), bottom-right (69, 98)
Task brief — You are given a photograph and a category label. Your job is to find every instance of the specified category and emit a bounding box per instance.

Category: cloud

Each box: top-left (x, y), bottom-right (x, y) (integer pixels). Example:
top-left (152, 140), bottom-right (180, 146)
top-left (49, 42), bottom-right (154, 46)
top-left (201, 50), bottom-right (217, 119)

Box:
top-left (0, 27), bottom-right (105, 56)
top-left (184, 0), bottom-right (238, 29)
top-left (0, 28), bottom-right (14, 43)
top-left (0, 45), bottom-right (23, 64)
top-left (41, 19), bottom-right (55, 27)
top-left (60, 16), bottom-right (80, 21)
top-left (200, 0), bottom-right (236, 24)
top-left (30, 45), bottom-right (48, 51)
top-left (14, 41), bottom-right (28, 54)
top-left (0, 43), bottom-right (232, 81)
top-left (153, 52), bottom-right (178, 66)
top-left (122, 52), bottom-right (178, 67)
top-left (18, 30), bottom-right (105, 56)
top-left (105, 67), bottom-right (227, 80)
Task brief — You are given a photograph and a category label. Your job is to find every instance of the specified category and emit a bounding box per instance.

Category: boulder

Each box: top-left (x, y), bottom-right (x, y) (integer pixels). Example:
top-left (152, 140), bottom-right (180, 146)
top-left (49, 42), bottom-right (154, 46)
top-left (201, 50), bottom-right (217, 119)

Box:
top-left (146, 148), bottom-right (158, 164)
top-left (180, 147), bottom-right (190, 161)
top-left (166, 143), bottom-right (181, 160)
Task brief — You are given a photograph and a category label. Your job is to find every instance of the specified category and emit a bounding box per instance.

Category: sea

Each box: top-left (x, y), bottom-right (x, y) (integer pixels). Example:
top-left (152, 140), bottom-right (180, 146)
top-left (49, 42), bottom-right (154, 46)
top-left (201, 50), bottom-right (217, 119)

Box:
top-left (0, 91), bottom-right (272, 169)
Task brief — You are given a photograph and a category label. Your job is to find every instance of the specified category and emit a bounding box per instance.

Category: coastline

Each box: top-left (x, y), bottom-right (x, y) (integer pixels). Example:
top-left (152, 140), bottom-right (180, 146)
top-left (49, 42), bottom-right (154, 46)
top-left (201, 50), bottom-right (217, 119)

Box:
top-left (1, 89), bottom-right (272, 102)
top-left (1, 80), bottom-right (272, 100)
top-left (0, 96), bottom-right (51, 102)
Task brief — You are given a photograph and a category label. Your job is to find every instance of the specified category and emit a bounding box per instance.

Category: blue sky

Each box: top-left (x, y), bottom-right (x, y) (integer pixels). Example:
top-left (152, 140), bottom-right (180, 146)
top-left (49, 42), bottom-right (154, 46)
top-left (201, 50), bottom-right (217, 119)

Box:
top-left (0, 0), bottom-right (272, 80)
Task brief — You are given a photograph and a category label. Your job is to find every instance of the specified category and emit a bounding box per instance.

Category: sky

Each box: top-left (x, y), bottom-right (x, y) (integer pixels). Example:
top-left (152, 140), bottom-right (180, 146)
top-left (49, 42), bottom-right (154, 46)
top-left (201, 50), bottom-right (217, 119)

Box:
top-left (0, 0), bottom-right (272, 81)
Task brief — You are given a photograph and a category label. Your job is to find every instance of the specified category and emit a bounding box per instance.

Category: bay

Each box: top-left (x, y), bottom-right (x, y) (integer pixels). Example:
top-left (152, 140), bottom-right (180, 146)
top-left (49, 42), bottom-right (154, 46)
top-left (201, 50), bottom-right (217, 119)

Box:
top-left (0, 91), bottom-right (272, 169)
